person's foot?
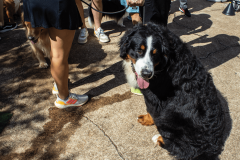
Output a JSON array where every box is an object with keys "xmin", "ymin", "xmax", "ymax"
[
  {"xmin": 54, "ymin": 93, "xmax": 89, "ymax": 109},
  {"xmin": 78, "ymin": 28, "xmax": 89, "ymax": 44},
  {"xmin": 94, "ymin": 27, "xmax": 110, "ymax": 43},
  {"xmin": 131, "ymin": 87, "xmax": 143, "ymax": 95},
  {"xmin": 0, "ymin": 23, "xmax": 18, "ymax": 33},
  {"xmin": 179, "ymin": 7, "xmax": 191, "ymax": 17}
]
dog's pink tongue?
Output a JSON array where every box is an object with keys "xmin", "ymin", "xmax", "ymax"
[
  {"xmin": 135, "ymin": 72, "xmax": 149, "ymax": 89},
  {"xmin": 31, "ymin": 40, "xmax": 34, "ymax": 44}
]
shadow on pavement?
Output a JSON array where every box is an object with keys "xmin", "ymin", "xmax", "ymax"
[
  {"xmin": 70, "ymin": 61, "xmax": 126, "ymax": 98},
  {"xmin": 168, "ymin": 13, "xmax": 240, "ymax": 71}
]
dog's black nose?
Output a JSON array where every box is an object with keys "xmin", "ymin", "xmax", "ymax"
[
  {"xmin": 141, "ymin": 69, "xmax": 152, "ymax": 79},
  {"xmin": 28, "ymin": 36, "xmax": 34, "ymax": 40}
]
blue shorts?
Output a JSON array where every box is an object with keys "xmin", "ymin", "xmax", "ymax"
[{"xmin": 23, "ymin": 0, "xmax": 82, "ymax": 30}]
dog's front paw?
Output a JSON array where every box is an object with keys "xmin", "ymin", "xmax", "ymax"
[
  {"xmin": 39, "ymin": 62, "xmax": 48, "ymax": 68},
  {"xmin": 138, "ymin": 113, "xmax": 154, "ymax": 126},
  {"xmin": 152, "ymin": 134, "xmax": 164, "ymax": 147}
]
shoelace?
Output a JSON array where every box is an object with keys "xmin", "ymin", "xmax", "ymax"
[
  {"xmin": 80, "ymin": 29, "xmax": 87, "ymax": 36},
  {"xmin": 96, "ymin": 28, "xmax": 105, "ymax": 36},
  {"xmin": 69, "ymin": 93, "xmax": 78, "ymax": 99}
]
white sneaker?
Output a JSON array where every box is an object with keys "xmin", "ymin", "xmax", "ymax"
[
  {"xmin": 94, "ymin": 27, "xmax": 110, "ymax": 43},
  {"xmin": 78, "ymin": 28, "xmax": 89, "ymax": 44}
]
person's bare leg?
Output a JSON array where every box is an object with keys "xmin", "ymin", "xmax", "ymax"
[
  {"xmin": 91, "ymin": 0, "xmax": 102, "ymax": 30},
  {"xmin": 130, "ymin": 13, "xmax": 142, "ymax": 25},
  {"xmin": 49, "ymin": 28, "xmax": 75, "ymax": 100},
  {"xmin": 75, "ymin": 0, "xmax": 87, "ymax": 29},
  {"xmin": 0, "ymin": 0, "xmax": 4, "ymax": 27}
]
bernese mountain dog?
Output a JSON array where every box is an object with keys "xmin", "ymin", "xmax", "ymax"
[{"xmin": 119, "ymin": 22, "xmax": 228, "ymax": 160}]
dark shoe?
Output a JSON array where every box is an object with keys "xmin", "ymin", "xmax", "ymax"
[
  {"xmin": 179, "ymin": 7, "xmax": 191, "ymax": 17},
  {"xmin": 0, "ymin": 23, "xmax": 17, "ymax": 33}
]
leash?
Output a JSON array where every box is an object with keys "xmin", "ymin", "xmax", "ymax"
[{"xmin": 80, "ymin": 0, "xmax": 129, "ymax": 14}]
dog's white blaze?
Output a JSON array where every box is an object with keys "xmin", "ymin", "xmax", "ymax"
[{"xmin": 135, "ymin": 36, "xmax": 154, "ymax": 77}]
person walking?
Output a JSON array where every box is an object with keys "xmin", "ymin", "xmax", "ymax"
[
  {"xmin": 91, "ymin": 0, "xmax": 110, "ymax": 43},
  {"xmin": 23, "ymin": 0, "xmax": 89, "ymax": 108}
]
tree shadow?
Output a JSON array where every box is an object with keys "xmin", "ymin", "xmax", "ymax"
[
  {"xmin": 168, "ymin": 14, "xmax": 213, "ymax": 35},
  {"xmin": 188, "ymin": 34, "xmax": 240, "ymax": 70},
  {"xmin": 170, "ymin": 0, "xmax": 218, "ymax": 15},
  {"xmin": 70, "ymin": 28, "xmax": 108, "ymax": 68},
  {"xmin": 168, "ymin": 13, "xmax": 240, "ymax": 70},
  {"xmin": 69, "ymin": 60, "xmax": 126, "ymax": 98}
]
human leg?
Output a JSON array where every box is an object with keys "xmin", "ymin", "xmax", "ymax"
[
  {"xmin": 179, "ymin": 0, "xmax": 191, "ymax": 17},
  {"xmin": 0, "ymin": 0, "xmax": 4, "ymax": 26},
  {"xmin": 179, "ymin": 0, "xmax": 188, "ymax": 10},
  {"xmin": 75, "ymin": 0, "xmax": 89, "ymax": 44},
  {"xmin": 91, "ymin": 0, "xmax": 109, "ymax": 42},
  {"xmin": 49, "ymin": 27, "xmax": 88, "ymax": 108},
  {"xmin": 91, "ymin": 0, "xmax": 102, "ymax": 30},
  {"xmin": 76, "ymin": 0, "xmax": 86, "ymax": 29},
  {"xmin": 139, "ymin": 0, "xmax": 170, "ymax": 26},
  {"xmin": 49, "ymin": 28, "xmax": 74, "ymax": 99}
]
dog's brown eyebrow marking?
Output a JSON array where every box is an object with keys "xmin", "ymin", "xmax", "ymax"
[
  {"xmin": 141, "ymin": 45, "xmax": 145, "ymax": 50},
  {"xmin": 127, "ymin": 54, "xmax": 136, "ymax": 64},
  {"xmin": 153, "ymin": 49, "xmax": 157, "ymax": 54}
]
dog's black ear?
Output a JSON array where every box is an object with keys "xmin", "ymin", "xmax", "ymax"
[{"xmin": 119, "ymin": 27, "xmax": 138, "ymax": 59}]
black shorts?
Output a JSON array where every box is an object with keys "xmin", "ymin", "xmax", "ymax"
[
  {"xmin": 23, "ymin": 0, "xmax": 82, "ymax": 30},
  {"xmin": 140, "ymin": 0, "xmax": 171, "ymax": 26}
]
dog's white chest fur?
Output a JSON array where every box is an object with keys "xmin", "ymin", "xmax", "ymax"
[{"xmin": 123, "ymin": 60, "xmax": 138, "ymax": 88}]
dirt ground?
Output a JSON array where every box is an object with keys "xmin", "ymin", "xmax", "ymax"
[{"xmin": 0, "ymin": 0, "xmax": 240, "ymax": 160}]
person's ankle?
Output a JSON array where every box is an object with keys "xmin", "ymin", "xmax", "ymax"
[
  {"xmin": 81, "ymin": 25, "xmax": 87, "ymax": 29},
  {"xmin": 58, "ymin": 93, "xmax": 69, "ymax": 100},
  {"xmin": 94, "ymin": 26, "xmax": 101, "ymax": 31}
]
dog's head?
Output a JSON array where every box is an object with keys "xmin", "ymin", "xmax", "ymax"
[
  {"xmin": 22, "ymin": 13, "xmax": 46, "ymax": 44},
  {"xmin": 119, "ymin": 22, "xmax": 176, "ymax": 89}
]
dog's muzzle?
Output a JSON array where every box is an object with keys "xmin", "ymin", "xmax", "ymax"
[
  {"xmin": 141, "ymin": 69, "xmax": 153, "ymax": 79},
  {"xmin": 28, "ymin": 36, "xmax": 38, "ymax": 44},
  {"xmin": 131, "ymin": 61, "xmax": 151, "ymax": 89}
]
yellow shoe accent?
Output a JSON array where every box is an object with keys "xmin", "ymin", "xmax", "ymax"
[
  {"xmin": 52, "ymin": 86, "xmax": 59, "ymax": 94},
  {"xmin": 55, "ymin": 101, "xmax": 65, "ymax": 105}
]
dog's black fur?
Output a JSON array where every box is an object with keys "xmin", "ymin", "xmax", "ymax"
[
  {"xmin": 119, "ymin": 22, "xmax": 227, "ymax": 160},
  {"xmin": 88, "ymin": 0, "xmax": 128, "ymax": 27}
]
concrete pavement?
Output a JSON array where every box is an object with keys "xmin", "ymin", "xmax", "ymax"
[{"xmin": 0, "ymin": 0, "xmax": 240, "ymax": 159}]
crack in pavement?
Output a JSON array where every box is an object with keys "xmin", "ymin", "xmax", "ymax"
[{"xmin": 83, "ymin": 115, "xmax": 125, "ymax": 160}]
